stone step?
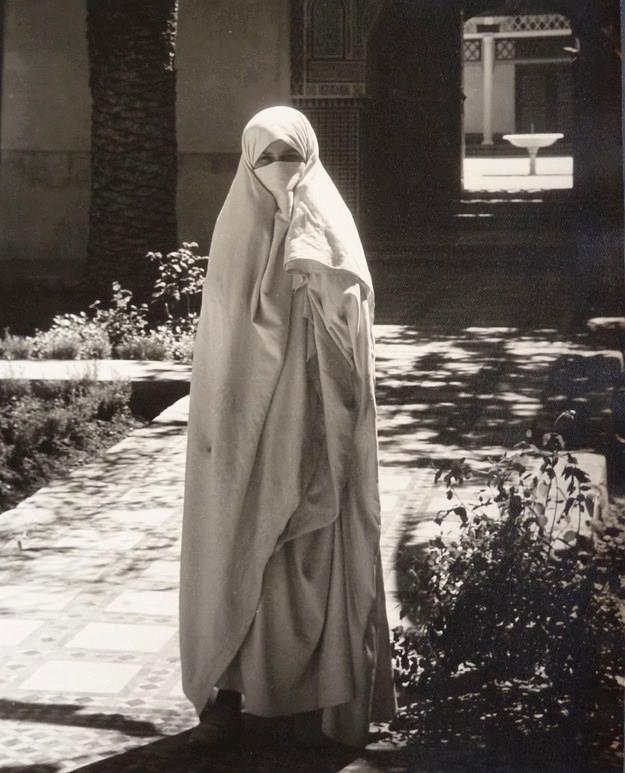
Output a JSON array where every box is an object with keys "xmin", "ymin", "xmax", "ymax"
[
  {"xmin": 368, "ymin": 231, "xmax": 574, "ymax": 257},
  {"xmin": 453, "ymin": 207, "xmax": 575, "ymax": 226}
]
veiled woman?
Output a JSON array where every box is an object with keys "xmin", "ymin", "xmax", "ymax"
[{"xmin": 179, "ymin": 106, "xmax": 395, "ymax": 749}]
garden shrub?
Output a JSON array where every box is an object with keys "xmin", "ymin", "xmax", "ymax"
[
  {"xmin": 166, "ymin": 322, "xmax": 196, "ymax": 362},
  {"xmin": 0, "ymin": 378, "xmax": 137, "ymax": 512},
  {"xmin": 112, "ymin": 319, "xmax": 196, "ymax": 362},
  {"xmin": 0, "ymin": 330, "xmax": 34, "ymax": 360},
  {"xmin": 31, "ymin": 313, "xmax": 112, "ymax": 359},
  {"xmin": 89, "ymin": 281, "xmax": 149, "ymax": 346},
  {"xmin": 0, "ymin": 243, "xmax": 207, "ymax": 362},
  {"xmin": 393, "ymin": 421, "xmax": 625, "ymax": 767},
  {"xmin": 0, "ymin": 379, "xmax": 33, "ymax": 401},
  {"xmin": 115, "ymin": 335, "xmax": 169, "ymax": 361}
]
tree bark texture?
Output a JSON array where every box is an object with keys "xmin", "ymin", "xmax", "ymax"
[{"xmin": 85, "ymin": 0, "xmax": 179, "ymax": 304}]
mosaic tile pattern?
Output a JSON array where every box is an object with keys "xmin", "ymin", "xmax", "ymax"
[{"xmin": 0, "ymin": 418, "xmax": 194, "ymax": 770}]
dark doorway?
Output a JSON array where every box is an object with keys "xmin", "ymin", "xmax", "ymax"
[{"xmin": 362, "ymin": 2, "xmax": 463, "ymax": 240}]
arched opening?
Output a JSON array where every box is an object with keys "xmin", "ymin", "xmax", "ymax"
[
  {"xmin": 462, "ymin": 9, "xmax": 576, "ymax": 192},
  {"xmin": 340, "ymin": 0, "xmax": 621, "ymax": 304}
]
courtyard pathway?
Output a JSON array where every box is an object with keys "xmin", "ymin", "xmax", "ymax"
[{"xmin": 0, "ymin": 257, "xmax": 620, "ymax": 771}]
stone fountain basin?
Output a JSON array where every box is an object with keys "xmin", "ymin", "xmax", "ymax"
[{"xmin": 503, "ymin": 133, "xmax": 564, "ymax": 150}]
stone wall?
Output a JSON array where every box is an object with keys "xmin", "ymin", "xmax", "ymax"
[
  {"xmin": 0, "ymin": 0, "xmax": 290, "ymax": 285},
  {"xmin": 176, "ymin": 0, "xmax": 290, "ymax": 252},
  {"xmin": 0, "ymin": 0, "xmax": 91, "ymax": 284}
]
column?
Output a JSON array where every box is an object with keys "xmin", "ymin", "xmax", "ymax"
[{"xmin": 481, "ymin": 34, "xmax": 495, "ymax": 145}]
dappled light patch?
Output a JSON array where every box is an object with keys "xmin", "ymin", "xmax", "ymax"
[{"xmin": 375, "ymin": 320, "xmax": 618, "ymax": 467}]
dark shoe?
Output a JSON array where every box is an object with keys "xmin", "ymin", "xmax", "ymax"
[
  {"xmin": 291, "ymin": 709, "xmax": 329, "ymax": 748},
  {"xmin": 188, "ymin": 700, "xmax": 242, "ymax": 748}
]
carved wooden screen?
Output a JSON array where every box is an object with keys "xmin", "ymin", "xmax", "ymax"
[{"xmin": 290, "ymin": 0, "xmax": 386, "ymax": 219}]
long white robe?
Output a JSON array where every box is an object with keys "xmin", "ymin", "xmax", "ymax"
[{"xmin": 179, "ymin": 106, "xmax": 396, "ymax": 748}]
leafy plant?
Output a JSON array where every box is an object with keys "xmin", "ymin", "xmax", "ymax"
[
  {"xmin": 393, "ymin": 416, "xmax": 625, "ymax": 766},
  {"xmin": 113, "ymin": 317, "xmax": 196, "ymax": 362},
  {"xmin": 0, "ymin": 329, "xmax": 34, "ymax": 360},
  {"xmin": 147, "ymin": 241, "xmax": 207, "ymax": 320},
  {"xmin": 114, "ymin": 334, "xmax": 169, "ymax": 361},
  {"xmin": 0, "ymin": 243, "xmax": 206, "ymax": 362},
  {"xmin": 89, "ymin": 281, "xmax": 149, "ymax": 346},
  {"xmin": 31, "ymin": 313, "xmax": 112, "ymax": 359}
]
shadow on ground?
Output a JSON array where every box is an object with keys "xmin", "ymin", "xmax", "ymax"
[
  {"xmin": 68, "ymin": 716, "xmax": 406, "ymax": 773},
  {"xmin": 2, "ymin": 257, "xmax": 621, "ymax": 772},
  {"xmin": 0, "ymin": 699, "xmax": 162, "ymax": 738},
  {"xmin": 375, "ymin": 323, "xmax": 621, "ymax": 467}
]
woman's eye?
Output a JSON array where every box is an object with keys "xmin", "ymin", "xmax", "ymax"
[
  {"xmin": 254, "ymin": 153, "xmax": 275, "ymax": 167},
  {"xmin": 255, "ymin": 149, "xmax": 302, "ymax": 168}
]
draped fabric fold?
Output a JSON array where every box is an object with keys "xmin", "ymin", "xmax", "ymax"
[{"xmin": 179, "ymin": 107, "xmax": 395, "ymax": 748}]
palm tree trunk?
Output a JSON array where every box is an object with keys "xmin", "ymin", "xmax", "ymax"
[{"xmin": 85, "ymin": 0, "xmax": 179, "ymax": 304}]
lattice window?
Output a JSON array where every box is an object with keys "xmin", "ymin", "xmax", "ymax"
[
  {"xmin": 505, "ymin": 14, "xmax": 570, "ymax": 32},
  {"xmin": 290, "ymin": 0, "xmax": 305, "ymax": 96},
  {"xmin": 311, "ymin": 0, "xmax": 346, "ymax": 59},
  {"xmin": 463, "ymin": 39, "xmax": 481, "ymax": 62},
  {"xmin": 464, "ymin": 14, "xmax": 571, "ymax": 34},
  {"xmin": 496, "ymin": 39, "xmax": 515, "ymax": 60},
  {"xmin": 298, "ymin": 104, "xmax": 360, "ymax": 214}
]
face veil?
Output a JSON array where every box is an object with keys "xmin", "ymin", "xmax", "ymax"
[{"xmin": 254, "ymin": 160, "xmax": 304, "ymax": 217}]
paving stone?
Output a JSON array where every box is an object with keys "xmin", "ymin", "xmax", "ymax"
[
  {"xmin": 101, "ymin": 508, "xmax": 174, "ymax": 526},
  {"xmin": 141, "ymin": 561, "xmax": 180, "ymax": 582},
  {"xmin": 105, "ymin": 591, "xmax": 179, "ymax": 617},
  {"xmin": 18, "ymin": 660, "xmax": 143, "ymax": 694},
  {"xmin": 0, "ymin": 619, "xmax": 46, "ymax": 647},
  {"xmin": 0, "ymin": 586, "xmax": 79, "ymax": 612},
  {"xmin": 65, "ymin": 623, "xmax": 177, "ymax": 654}
]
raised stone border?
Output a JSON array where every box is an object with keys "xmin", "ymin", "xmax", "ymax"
[{"xmin": 0, "ymin": 360, "xmax": 192, "ymax": 420}]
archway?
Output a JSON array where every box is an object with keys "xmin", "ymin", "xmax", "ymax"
[{"xmin": 292, "ymin": 0, "xmax": 621, "ymax": 306}]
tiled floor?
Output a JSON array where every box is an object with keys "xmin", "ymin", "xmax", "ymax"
[
  {"xmin": 0, "ymin": 409, "xmax": 416, "ymax": 770},
  {"xmin": 0, "ymin": 258, "xmax": 620, "ymax": 771}
]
